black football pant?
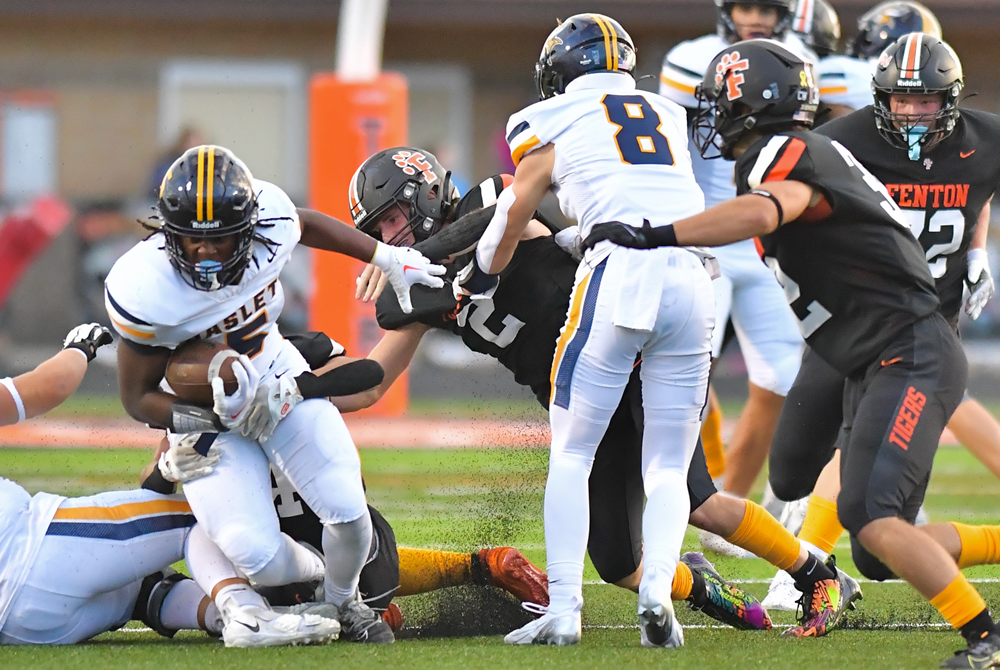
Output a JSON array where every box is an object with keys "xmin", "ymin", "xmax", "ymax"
[
  {"xmin": 838, "ymin": 314, "xmax": 966, "ymax": 580},
  {"xmin": 768, "ymin": 346, "xmax": 846, "ymax": 502},
  {"xmin": 587, "ymin": 367, "xmax": 717, "ymax": 584}
]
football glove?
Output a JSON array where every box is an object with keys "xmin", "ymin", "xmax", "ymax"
[
  {"xmin": 966, "ymin": 248, "xmax": 994, "ymax": 321},
  {"xmin": 454, "ymin": 258, "xmax": 499, "ymax": 301},
  {"xmin": 63, "ymin": 323, "xmax": 113, "ymax": 362},
  {"xmin": 244, "ymin": 375, "xmax": 304, "ymax": 443},
  {"xmin": 211, "ymin": 354, "xmax": 261, "ymax": 436},
  {"xmin": 553, "ymin": 226, "xmax": 583, "ymax": 261},
  {"xmin": 371, "ymin": 242, "xmax": 446, "ymax": 314},
  {"xmin": 582, "ymin": 219, "xmax": 669, "ymax": 252},
  {"xmin": 158, "ymin": 433, "xmax": 221, "ymax": 483}
]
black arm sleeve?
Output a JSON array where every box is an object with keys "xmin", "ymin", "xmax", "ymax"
[
  {"xmin": 412, "ymin": 205, "xmax": 496, "ymax": 262},
  {"xmin": 295, "ymin": 359, "xmax": 384, "ymax": 398},
  {"xmin": 376, "ymin": 282, "xmax": 459, "ymax": 330},
  {"xmin": 286, "ymin": 332, "xmax": 339, "ymax": 370},
  {"xmin": 141, "ymin": 467, "xmax": 177, "ymax": 495}
]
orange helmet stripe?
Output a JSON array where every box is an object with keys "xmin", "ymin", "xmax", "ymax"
[
  {"xmin": 591, "ymin": 14, "xmax": 613, "ymax": 72},
  {"xmin": 206, "ymin": 147, "xmax": 215, "ymax": 221},
  {"xmin": 196, "ymin": 146, "xmax": 205, "ymax": 221}
]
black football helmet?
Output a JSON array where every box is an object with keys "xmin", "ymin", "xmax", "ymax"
[
  {"xmin": 845, "ymin": 1, "xmax": 941, "ymax": 60},
  {"xmin": 716, "ymin": 0, "xmax": 796, "ymax": 43},
  {"xmin": 872, "ymin": 33, "xmax": 963, "ymax": 159},
  {"xmin": 157, "ymin": 145, "xmax": 258, "ymax": 291},
  {"xmin": 535, "ymin": 14, "xmax": 637, "ymax": 100},
  {"xmin": 693, "ymin": 39, "xmax": 820, "ymax": 160},
  {"xmin": 349, "ymin": 147, "xmax": 459, "ymax": 246},
  {"xmin": 794, "ymin": 0, "xmax": 841, "ymax": 58}
]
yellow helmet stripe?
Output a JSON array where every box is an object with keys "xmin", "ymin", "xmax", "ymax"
[
  {"xmin": 592, "ymin": 14, "xmax": 612, "ymax": 72},
  {"xmin": 206, "ymin": 147, "xmax": 215, "ymax": 221},
  {"xmin": 196, "ymin": 146, "xmax": 205, "ymax": 221},
  {"xmin": 605, "ymin": 17, "xmax": 619, "ymax": 71}
]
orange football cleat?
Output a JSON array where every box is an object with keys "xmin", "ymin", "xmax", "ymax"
[
  {"xmin": 381, "ymin": 602, "xmax": 404, "ymax": 632},
  {"xmin": 476, "ymin": 547, "xmax": 549, "ymax": 607}
]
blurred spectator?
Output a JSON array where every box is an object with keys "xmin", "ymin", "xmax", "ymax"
[
  {"xmin": 75, "ymin": 201, "xmax": 144, "ymax": 324},
  {"xmin": 146, "ymin": 126, "xmax": 208, "ymax": 198}
]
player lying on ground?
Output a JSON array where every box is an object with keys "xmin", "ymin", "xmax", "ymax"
[
  {"xmin": 106, "ymin": 146, "xmax": 445, "ymax": 644},
  {"xmin": 0, "ymin": 325, "xmax": 338, "ymax": 647},
  {"xmin": 341, "ymin": 141, "xmax": 857, "ymax": 637},
  {"xmin": 762, "ymin": 33, "xmax": 1000, "ymax": 614},
  {"xmin": 583, "ymin": 38, "xmax": 1000, "ymax": 669},
  {"xmin": 138, "ymin": 332, "xmax": 548, "ymax": 633}
]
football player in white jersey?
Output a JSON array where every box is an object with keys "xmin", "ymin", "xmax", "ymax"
[
  {"xmin": 659, "ymin": 0, "xmax": 813, "ymax": 528},
  {"xmin": 457, "ymin": 15, "xmax": 716, "ymax": 647},
  {"xmin": 0, "ymin": 325, "xmax": 338, "ymax": 647},
  {"xmin": 105, "ymin": 146, "xmax": 444, "ymax": 644}
]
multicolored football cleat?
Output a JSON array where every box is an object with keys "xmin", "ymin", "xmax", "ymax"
[
  {"xmin": 941, "ymin": 631, "xmax": 1000, "ymax": 669},
  {"xmin": 475, "ymin": 547, "xmax": 549, "ymax": 607},
  {"xmin": 681, "ymin": 551, "xmax": 772, "ymax": 631},
  {"xmin": 783, "ymin": 555, "xmax": 863, "ymax": 638}
]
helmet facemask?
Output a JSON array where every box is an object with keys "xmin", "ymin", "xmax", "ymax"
[
  {"xmin": 162, "ymin": 205, "xmax": 258, "ymax": 291},
  {"xmin": 357, "ymin": 173, "xmax": 453, "ymax": 247},
  {"xmin": 873, "ymin": 87, "xmax": 961, "ymax": 160}
]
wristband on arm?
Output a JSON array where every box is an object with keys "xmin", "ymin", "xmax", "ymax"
[{"xmin": 169, "ymin": 402, "xmax": 226, "ymax": 434}]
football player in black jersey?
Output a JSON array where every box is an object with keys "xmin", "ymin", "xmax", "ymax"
[
  {"xmin": 583, "ymin": 38, "xmax": 1000, "ymax": 667},
  {"xmin": 342, "ymin": 146, "xmax": 874, "ymax": 634},
  {"xmin": 762, "ymin": 34, "xmax": 1000, "ymax": 614}
]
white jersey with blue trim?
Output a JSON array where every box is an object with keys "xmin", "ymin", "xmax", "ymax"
[
  {"xmin": 104, "ymin": 179, "xmax": 309, "ymax": 381},
  {"xmin": 506, "ymin": 72, "xmax": 705, "ymax": 261},
  {"xmin": 0, "ymin": 478, "xmax": 63, "ymax": 632},
  {"xmin": 659, "ymin": 34, "xmax": 816, "ymax": 210},
  {"xmin": 818, "ymin": 55, "xmax": 875, "ymax": 110}
]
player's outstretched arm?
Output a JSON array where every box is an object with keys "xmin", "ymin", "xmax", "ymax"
[
  {"xmin": 583, "ymin": 180, "xmax": 818, "ymax": 251},
  {"xmin": 0, "ymin": 323, "xmax": 113, "ymax": 426},
  {"xmin": 460, "ymin": 145, "xmax": 554, "ymax": 296}
]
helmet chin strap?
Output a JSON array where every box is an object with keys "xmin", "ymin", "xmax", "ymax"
[{"xmin": 906, "ymin": 124, "xmax": 928, "ymax": 161}]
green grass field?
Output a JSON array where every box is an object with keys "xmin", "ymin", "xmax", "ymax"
[{"xmin": 2, "ymin": 440, "xmax": 1000, "ymax": 669}]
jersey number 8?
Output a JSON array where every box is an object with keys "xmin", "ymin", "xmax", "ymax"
[{"xmin": 601, "ymin": 95, "xmax": 675, "ymax": 166}]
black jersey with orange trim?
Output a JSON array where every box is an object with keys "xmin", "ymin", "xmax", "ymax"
[
  {"xmin": 817, "ymin": 107, "xmax": 1000, "ymax": 326},
  {"xmin": 735, "ymin": 130, "xmax": 939, "ymax": 376},
  {"xmin": 376, "ymin": 175, "xmax": 578, "ymax": 402}
]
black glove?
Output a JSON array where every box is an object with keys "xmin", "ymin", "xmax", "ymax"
[
  {"xmin": 582, "ymin": 219, "xmax": 676, "ymax": 252},
  {"xmin": 63, "ymin": 323, "xmax": 113, "ymax": 362}
]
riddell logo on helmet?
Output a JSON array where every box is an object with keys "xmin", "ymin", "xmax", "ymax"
[
  {"xmin": 392, "ymin": 151, "xmax": 438, "ymax": 185},
  {"xmin": 716, "ymin": 51, "xmax": 750, "ymax": 101},
  {"xmin": 191, "ymin": 220, "xmax": 222, "ymax": 229},
  {"xmin": 895, "ymin": 78, "xmax": 923, "ymax": 87}
]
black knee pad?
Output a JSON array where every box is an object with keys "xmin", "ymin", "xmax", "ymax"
[
  {"xmin": 133, "ymin": 569, "xmax": 190, "ymax": 638},
  {"xmin": 850, "ymin": 536, "xmax": 895, "ymax": 581},
  {"xmin": 768, "ymin": 471, "xmax": 814, "ymax": 503}
]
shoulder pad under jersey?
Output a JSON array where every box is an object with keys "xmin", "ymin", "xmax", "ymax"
[
  {"xmin": 659, "ymin": 34, "xmax": 728, "ymax": 108},
  {"xmin": 818, "ymin": 56, "xmax": 874, "ymax": 110}
]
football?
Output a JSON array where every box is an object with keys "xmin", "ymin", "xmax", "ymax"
[{"xmin": 165, "ymin": 339, "xmax": 239, "ymax": 406}]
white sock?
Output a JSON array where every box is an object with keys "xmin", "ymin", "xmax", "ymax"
[
  {"xmin": 322, "ymin": 513, "xmax": 372, "ymax": 607},
  {"xmin": 159, "ymin": 579, "xmax": 222, "ymax": 634},
  {"xmin": 799, "ymin": 540, "xmax": 829, "ymax": 562},
  {"xmin": 640, "ymin": 468, "xmax": 689, "ymax": 584},
  {"xmin": 543, "ymin": 450, "xmax": 592, "ymax": 614},
  {"xmin": 251, "ymin": 533, "xmax": 325, "ymax": 586}
]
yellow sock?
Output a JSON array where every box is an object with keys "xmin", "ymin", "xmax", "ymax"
[
  {"xmin": 725, "ymin": 500, "xmax": 801, "ymax": 571},
  {"xmin": 396, "ymin": 547, "xmax": 471, "ymax": 596},
  {"xmin": 701, "ymin": 405, "xmax": 726, "ymax": 480},
  {"xmin": 671, "ymin": 561, "xmax": 694, "ymax": 601},
  {"xmin": 798, "ymin": 495, "xmax": 845, "ymax": 555},
  {"xmin": 952, "ymin": 523, "xmax": 1000, "ymax": 569},
  {"xmin": 930, "ymin": 573, "xmax": 988, "ymax": 629}
]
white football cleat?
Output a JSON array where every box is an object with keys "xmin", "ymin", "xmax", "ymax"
[
  {"xmin": 637, "ymin": 567, "xmax": 684, "ymax": 648},
  {"xmin": 699, "ymin": 529, "xmax": 757, "ymax": 559},
  {"xmin": 221, "ymin": 605, "xmax": 340, "ymax": 648},
  {"xmin": 504, "ymin": 607, "xmax": 581, "ymax": 646},
  {"xmin": 761, "ymin": 569, "xmax": 800, "ymax": 612},
  {"xmin": 778, "ymin": 496, "xmax": 810, "ymax": 536}
]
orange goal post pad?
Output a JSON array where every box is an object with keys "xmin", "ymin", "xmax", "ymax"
[{"xmin": 308, "ymin": 73, "xmax": 409, "ymax": 416}]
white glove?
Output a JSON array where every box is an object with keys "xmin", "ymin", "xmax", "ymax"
[
  {"xmin": 966, "ymin": 248, "xmax": 994, "ymax": 321},
  {"xmin": 244, "ymin": 375, "xmax": 305, "ymax": 443},
  {"xmin": 371, "ymin": 242, "xmax": 446, "ymax": 314},
  {"xmin": 158, "ymin": 433, "xmax": 221, "ymax": 483},
  {"xmin": 211, "ymin": 354, "xmax": 261, "ymax": 435},
  {"xmin": 63, "ymin": 323, "xmax": 113, "ymax": 361},
  {"xmin": 553, "ymin": 226, "xmax": 583, "ymax": 262},
  {"xmin": 453, "ymin": 258, "xmax": 499, "ymax": 301}
]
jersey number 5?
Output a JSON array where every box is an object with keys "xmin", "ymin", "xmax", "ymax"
[{"xmin": 601, "ymin": 95, "xmax": 675, "ymax": 166}]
